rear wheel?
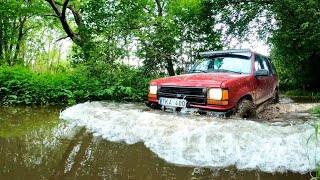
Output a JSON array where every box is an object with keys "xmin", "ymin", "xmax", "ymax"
[
  {"xmin": 235, "ymin": 99, "xmax": 257, "ymax": 119},
  {"xmin": 272, "ymin": 89, "xmax": 279, "ymax": 104}
]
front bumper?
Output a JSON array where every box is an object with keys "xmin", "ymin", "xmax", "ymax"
[{"xmin": 145, "ymin": 100, "xmax": 235, "ymax": 117}]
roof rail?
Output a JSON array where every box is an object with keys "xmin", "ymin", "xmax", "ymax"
[{"xmin": 198, "ymin": 49, "xmax": 251, "ymax": 57}]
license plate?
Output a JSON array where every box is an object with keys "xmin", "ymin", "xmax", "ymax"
[{"xmin": 159, "ymin": 98, "xmax": 187, "ymax": 108}]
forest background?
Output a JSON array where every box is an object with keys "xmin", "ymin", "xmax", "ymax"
[{"xmin": 0, "ymin": 0, "xmax": 320, "ymax": 106}]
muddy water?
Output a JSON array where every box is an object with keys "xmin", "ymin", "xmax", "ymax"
[{"xmin": 0, "ymin": 99, "xmax": 319, "ymax": 179}]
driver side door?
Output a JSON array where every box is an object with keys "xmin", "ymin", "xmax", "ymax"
[{"xmin": 254, "ymin": 54, "xmax": 273, "ymax": 104}]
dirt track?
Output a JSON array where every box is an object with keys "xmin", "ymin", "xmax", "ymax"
[{"xmin": 256, "ymin": 95, "xmax": 318, "ymax": 121}]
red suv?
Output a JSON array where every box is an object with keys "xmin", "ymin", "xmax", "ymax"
[{"xmin": 146, "ymin": 49, "xmax": 279, "ymax": 118}]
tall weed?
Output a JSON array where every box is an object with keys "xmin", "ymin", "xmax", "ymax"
[{"xmin": 308, "ymin": 117, "xmax": 320, "ymax": 180}]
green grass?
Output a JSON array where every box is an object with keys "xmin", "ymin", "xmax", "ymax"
[
  {"xmin": 283, "ymin": 89, "xmax": 320, "ymax": 102},
  {"xmin": 285, "ymin": 89, "xmax": 320, "ymax": 97},
  {"xmin": 310, "ymin": 105, "xmax": 320, "ymax": 114}
]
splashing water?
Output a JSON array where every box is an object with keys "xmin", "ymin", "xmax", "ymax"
[{"xmin": 60, "ymin": 101, "xmax": 320, "ymax": 173}]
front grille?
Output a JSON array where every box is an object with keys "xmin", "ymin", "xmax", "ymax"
[
  {"xmin": 158, "ymin": 86, "xmax": 206, "ymax": 105},
  {"xmin": 159, "ymin": 86, "xmax": 204, "ymax": 96}
]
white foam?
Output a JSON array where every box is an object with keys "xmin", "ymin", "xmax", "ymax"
[{"xmin": 60, "ymin": 101, "xmax": 320, "ymax": 173}]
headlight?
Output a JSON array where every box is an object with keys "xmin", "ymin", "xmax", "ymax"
[
  {"xmin": 149, "ymin": 85, "xmax": 158, "ymax": 94},
  {"xmin": 208, "ymin": 88, "xmax": 223, "ymax": 100},
  {"xmin": 207, "ymin": 88, "xmax": 229, "ymax": 105}
]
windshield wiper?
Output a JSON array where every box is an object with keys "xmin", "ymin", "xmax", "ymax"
[
  {"xmin": 190, "ymin": 69, "xmax": 207, "ymax": 73},
  {"xmin": 215, "ymin": 69, "xmax": 242, "ymax": 74}
]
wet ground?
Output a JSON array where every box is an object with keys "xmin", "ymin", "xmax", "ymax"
[
  {"xmin": 256, "ymin": 95, "xmax": 317, "ymax": 121},
  {"xmin": 0, "ymin": 96, "xmax": 319, "ymax": 179}
]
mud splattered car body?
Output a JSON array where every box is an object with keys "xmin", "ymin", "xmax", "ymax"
[{"xmin": 146, "ymin": 49, "xmax": 279, "ymax": 117}]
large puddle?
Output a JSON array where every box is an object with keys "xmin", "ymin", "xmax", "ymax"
[
  {"xmin": 0, "ymin": 97, "xmax": 319, "ymax": 179},
  {"xmin": 60, "ymin": 99, "xmax": 320, "ymax": 174}
]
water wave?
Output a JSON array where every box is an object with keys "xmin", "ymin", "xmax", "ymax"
[{"xmin": 60, "ymin": 101, "xmax": 319, "ymax": 173}]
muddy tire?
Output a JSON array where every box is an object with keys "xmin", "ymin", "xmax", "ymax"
[
  {"xmin": 235, "ymin": 99, "xmax": 257, "ymax": 119},
  {"xmin": 272, "ymin": 89, "xmax": 279, "ymax": 104}
]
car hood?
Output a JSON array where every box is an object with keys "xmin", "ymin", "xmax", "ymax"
[{"xmin": 150, "ymin": 73, "xmax": 248, "ymax": 87}]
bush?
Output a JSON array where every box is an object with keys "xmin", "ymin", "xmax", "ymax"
[{"xmin": 0, "ymin": 64, "xmax": 151, "ymax": 106}]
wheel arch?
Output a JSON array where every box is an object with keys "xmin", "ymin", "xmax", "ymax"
[
  {"xmin": 237, "ymin": 94, "xmax": 253, "ymax": 104},
  {"xmin": 232, "ymin": 94, "xmax": 254, "ymax": 112},
  {"xmin": 234, "ymin": 94, "xmax": 257, "ymax": 118}
]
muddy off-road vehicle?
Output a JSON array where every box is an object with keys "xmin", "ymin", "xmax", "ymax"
[{"xmin": 146, "ymin": 49, "xmax": 279, "ymax": 118}]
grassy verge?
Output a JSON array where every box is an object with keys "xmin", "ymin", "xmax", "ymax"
[
  {"xmin": 0, "ymin": 64, "xmax": 152, "ymax": 106},
  {"xmin": 281, "ymin": 89, "xmax": 320, "ymax": 102},
  {"xmin": 284, "ymin": 89, "xmax": 320, "ymax": 97},
  {"xmin": 310, "ymin": 105, "xmax": 320, "ymax": 114}
]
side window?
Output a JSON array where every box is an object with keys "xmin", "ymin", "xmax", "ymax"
[
  {"xmin": 255, "ymin": 54, "xmax": 271, "ymax": 75},
  {"xmin": 261, "ymin": 56, "xmax": 271, "ymax": 74},
  {"xmin": 268, "ymin": 58, "xmax": 278, "ymax": 75},
  {"xmin": 254, "ymin": 55, "xmax": 263, "ymax": 71}
]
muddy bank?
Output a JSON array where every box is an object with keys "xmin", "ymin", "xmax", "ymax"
[{"xmin": 256, "ymin": 95, "xmax": 318, "ymax": 121}]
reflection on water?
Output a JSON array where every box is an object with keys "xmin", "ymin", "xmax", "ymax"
[{"xmin": 0, "ymin": 105, "xmax": 315, "ymax": 179}]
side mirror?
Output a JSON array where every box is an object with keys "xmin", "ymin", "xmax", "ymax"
[{"xmin": 255, "ymin": 69, "xmax": 269, "ymax": 77}]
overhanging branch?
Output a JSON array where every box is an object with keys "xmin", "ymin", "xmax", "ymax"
[
  {"xmin": 55, "ymin": 36, "xmax": 69, "ymax": 43},
  {"xmin": 45, "ymin": 14, "xmax": 59, "ymax": 18},
  {"xmin": 61, "ymin": 0, "xmax": 70, "ymax": 20},
  {"xmin": 45, "ymin": 0, "xmax": 61, "ymax": 17},
  {"xmin": 45, "ymin": 0, "xmax": 75, "ymax": 40},
  {"xmin": 53, "ymin": 0, "xmax": 82, "ymax": 27}
]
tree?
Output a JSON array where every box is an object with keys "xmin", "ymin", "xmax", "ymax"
[
  {"xmin": 0, "ymin": 0, "xmax": 48, "ymax": 65},
  {"xmin": 44, "ymin": 0, "xmax": 87, "ymax": 48},
  {"xmin": 45, "ymin": 0, "xmax": 140, "ymax": 65},
  {"xmin": 45, "ymin": 0, "xmax": 222, "ymax": 76},
  {"xmin": 135, "ymin": 0, "xmax": 222, "ymax": 76},
  {"xmin": 210, "ymin": 0, "xmax": 320, "ymax": 89},
  {"xmin": 270, "ymin": 0, "xmax": 320, "ymax": 89}
]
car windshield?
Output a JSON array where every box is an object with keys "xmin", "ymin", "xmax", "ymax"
[{"xmin": 189, "ymin": 56, "xmax": 251, "ymax": 74}]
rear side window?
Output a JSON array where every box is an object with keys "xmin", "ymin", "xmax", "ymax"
[
  {"xmin": 268, "ymin": 58, "xmax": 278, "ymax": 75},
  {"xmin": 255, "ymin": 54, "xmax": 274, "ymax": 75},
  {"xmin": 254, "ymin": 55, "xmax": 267, "ymax": 71}
]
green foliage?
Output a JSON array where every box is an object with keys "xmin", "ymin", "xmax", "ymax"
[
  {"xmin": 310, "ymin": 106, "xmax": 320, "ymax": 115},
  {"xmin": 133, "ymin": 0, "xmax": 222, "ymax": 76},
  {"xmin": 211, "ymin": 0, "xmax": 320, "ymax": 90},
  {"xmin": 0, "ymin": 64, "xmax": 150, "ymax": 106},
  {"xmin": 283, "ymin": 90, "xmax": 320, "ymax": 103},
  {"xmin": 0, "ymin": 0, "xmax": 53, "ymax": 66},
  {"xmin": 70, "ymin": 0, "xmax": 222, "ymax": 75}
]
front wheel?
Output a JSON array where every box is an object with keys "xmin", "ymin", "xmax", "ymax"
[{"xmin": 235, "ymin": 99, "xmax": 257, "ymax": 119}]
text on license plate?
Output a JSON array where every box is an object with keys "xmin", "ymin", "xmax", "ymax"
[{"xmin": 159, "ymin": 98, "xmax": 187, "ymax": 107}]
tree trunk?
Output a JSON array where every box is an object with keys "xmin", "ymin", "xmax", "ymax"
[
  {"xmin": 166, "ymin": 59, "xmax": 175, "ymax": 76},
  {"xmin": 154, "ymin": 0, "xmax": 176, "ymax": 76},
  {"xmin": 3, "ymin": 38, "xmax": 8, "ymax": 64},
  {"xmin": 13, "ymin": 16, "xmax": 26, "ymax": 65},
  {"xmin": 7, "ymin": 20, "xmax": 18, "ymax": 65},
  {"xmin": 0, "ymin": 17, "xmax": 3, "ymax": 63}
]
